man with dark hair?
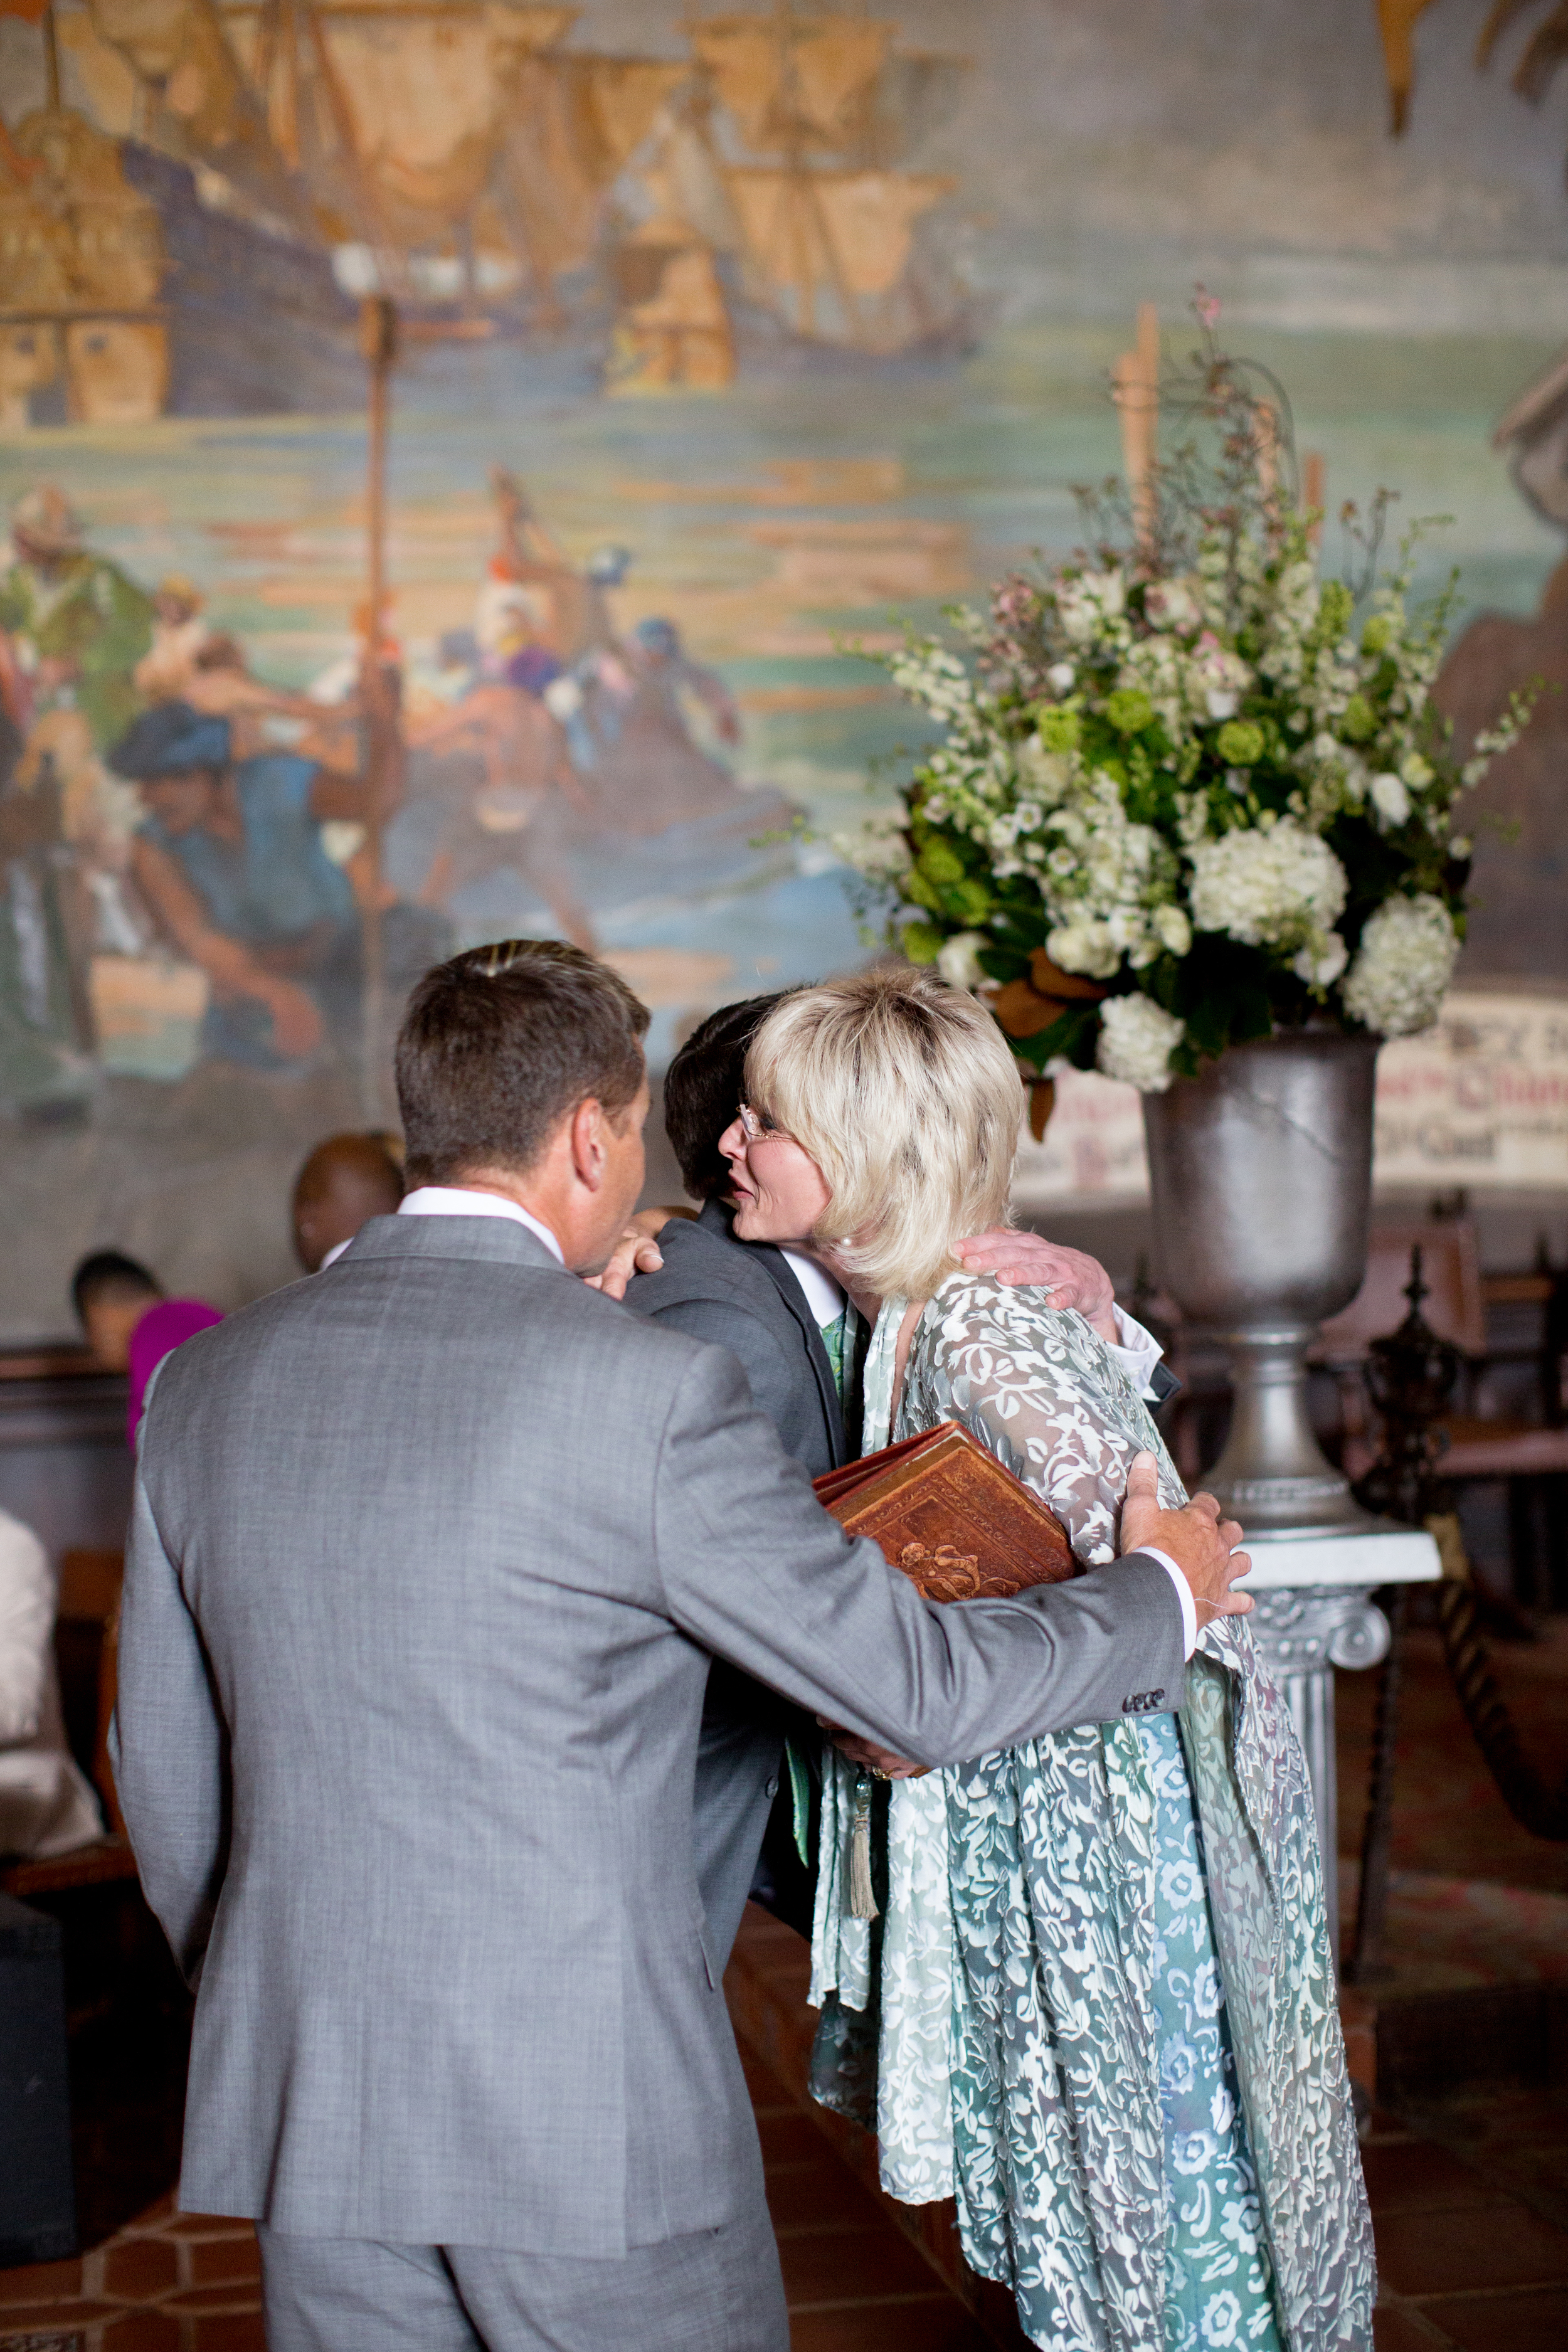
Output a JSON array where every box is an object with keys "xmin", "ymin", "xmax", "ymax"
[
  {"xmin": 627, "ymin": 993, "xmax": 1183, "ymax": 1957},
  {"xmin": 112, "ymin": 936, "xmax": 1251, "ymax": 2352},
  {"xmin": 291, "ymin": 1133, "xmax": 405, "ymax": 1273}
]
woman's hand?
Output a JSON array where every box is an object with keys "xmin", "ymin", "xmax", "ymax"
[{"xmin": 954, "ymin": 1230, "xmax": 1119, "ymax": 1343}]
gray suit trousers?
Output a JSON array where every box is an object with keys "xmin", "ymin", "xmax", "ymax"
[{"xmin": 257, "ymin": 2207, "xmax": 788, "ymax": 2352}]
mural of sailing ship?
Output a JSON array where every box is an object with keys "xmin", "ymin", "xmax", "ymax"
[{"xmin": 0, "ymin": 0, "xmax": 977, "ymax": 423}]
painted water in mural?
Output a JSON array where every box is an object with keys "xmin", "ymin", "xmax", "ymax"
[{"xmin": 3, "ymin": 0, "xmax": 1567, "ymax": 1335}]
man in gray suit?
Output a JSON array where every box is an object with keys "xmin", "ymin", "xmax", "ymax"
[{"xmin": 113, "ymin": 938, "xmax": 1253, "ymax": 2352}]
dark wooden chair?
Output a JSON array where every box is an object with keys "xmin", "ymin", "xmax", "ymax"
[
  {"xmin": 1315, "ymin": 1224, "xmax": 1568, "ymax": 1602},
  {"xmin": 1, "ymin": 1549, "xmax": 139, "ymax": 1900}
]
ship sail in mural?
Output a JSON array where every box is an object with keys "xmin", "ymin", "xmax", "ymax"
[
  {"xmin": 1, "ymin": 0, "xmax": 973, "ymax": 418},
  {"xmin": 608, "ymin": 7, "xmax": 973, "ymax": 389}
]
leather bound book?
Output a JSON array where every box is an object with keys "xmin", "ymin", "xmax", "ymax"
[{"xmin": 813, "ymin": 1419, "xmax": 1076, "ymax": 1602}]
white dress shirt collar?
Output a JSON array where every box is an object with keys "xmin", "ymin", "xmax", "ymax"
[
  {"xmin": 779, "ymin": 1247, "xmax": 846, "ymax": 1328},
  {"xmin": 398, "ymin": 1185, "xmax": 565, "ymax": 1266}
]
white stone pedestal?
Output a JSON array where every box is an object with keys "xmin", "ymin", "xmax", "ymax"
[{"xmin": 1234, "ymin": 1525, "xmax": 1441, "ymax": 1961}]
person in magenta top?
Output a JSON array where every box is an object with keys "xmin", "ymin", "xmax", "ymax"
[{"xmin": 72, "ymin": 1253, "xmax": 223, "ymax": 1444}]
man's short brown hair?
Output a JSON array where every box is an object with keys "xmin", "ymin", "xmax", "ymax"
[{"xmin": 396, "ymin": 940, "xmax": 650, "ymax": 1187}]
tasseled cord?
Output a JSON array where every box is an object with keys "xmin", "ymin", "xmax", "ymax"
[{"xmin": 847, "ymin": 1769, "xmax": 879, "ymax": 1920}]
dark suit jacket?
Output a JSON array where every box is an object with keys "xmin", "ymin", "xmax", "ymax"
[
  {"xmin": 623, "ymin": 1200, "xmax": 848, "ymax": 1959},
  {"xmin": 627, "ymin": 1200, "xmax": 849, "ymax": 1478}
]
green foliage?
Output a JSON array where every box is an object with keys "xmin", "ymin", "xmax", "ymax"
[
  {"xmin": 1103, "ymin": 687, "xmax": 1155, "ymax": 736},
  {"xmin": 1216, "ymin": 719, "xmax": 1264, "ymax": 766}
]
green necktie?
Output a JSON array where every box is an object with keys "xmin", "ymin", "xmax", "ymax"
[{"xmin": 820, "ymin": 1307, "xmax": 848, "ymax": 1399}]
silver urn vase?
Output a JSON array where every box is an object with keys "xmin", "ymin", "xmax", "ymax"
[{"xmin": 1143, "ymin": 1027, "xmax": 1379, "ymax": 1534}]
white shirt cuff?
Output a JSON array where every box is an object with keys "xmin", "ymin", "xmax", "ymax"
[
  {"xmin": 1137, "ymin": 1546, "xmax": 1197, "ymax": 1660},
  {"xmin": 1106, "ymin": 1305, "xmax": 1165, "ymax": 1402}
]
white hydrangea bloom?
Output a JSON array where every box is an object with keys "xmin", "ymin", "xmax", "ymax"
[
  {"xmin": 1096, "ymin": 993, "xmax": 1185, "ymax": 1092},
  {"xmin": 936, "ymin": 931, "xmax": 988, "ymax": 991},
  {"xmin": 1187, "ymin": 818, "xmax": 1348, "ymax": 950},
  {"xmin": 1342, "ymin": 894, "xmax": 1457, "ymax": 1037}
]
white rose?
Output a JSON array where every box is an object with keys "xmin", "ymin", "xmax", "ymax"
[
  {"xmin": 936, "ymin": 931, "xmax": 988, "ymax": 991},
  {"xmin": 1095, "ymin": 993, "xmax": 1185, "ymax": 1092},
  {"xmin": 1046, "ymin": 919, "xmax": 1121, "ymax": 979},
  {"xmin": 1205, "ymin": 687, "xmax": 1239, "ymax": 721},
  {"xmin": 1293, "ymin": 933, "xmax": 1348, "ymax": 987},
  {"xmin": 1369, "ymin": 771, "xmax": 1411, "ymax": 829},
  {"xmin": 1153, "ymin": 903, "xmax": 1192, "ymax": 957},
  {"xmin": 1046, "ymin": 660, "xmax": 1076, "ymax": 694},
  {"xmin": 1342, "ymin": 894, "xmax": 1458, "ymax": 1037}
]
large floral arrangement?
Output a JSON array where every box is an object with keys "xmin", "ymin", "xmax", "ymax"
[{"xmin": 844, "ymin": 314, "xmax": 1528, "ymax": 1099}]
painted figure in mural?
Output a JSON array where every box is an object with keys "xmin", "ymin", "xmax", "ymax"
[
  {"xmin": 134, "ymin": 577, "xmax": 214, "ymax": 705},
  {"xmin": 405, "ymin": 677, "xmax": 598, "ymax": 953},
  {"xmin": 0, "ymin": 488, "xmax": 157, "ymax": 1109},
  {"xmin": 0, "ymin": 701, "xmax": 94, "ymax": 1118},
  {"xmin": 0, "ymin": 488, "xmax": 152, "ymax": 755},
  {"xmin": 560, "ymin": 616, "xmax": 750, "ymax": 835},
  {"xmin": 107, "ymin": 702, "xmax": 432, "ymax": 1072}
]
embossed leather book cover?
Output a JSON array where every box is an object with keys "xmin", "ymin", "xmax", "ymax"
[{"xmin": 812, "ymin": 1420, "xmax": 1076, "ymax": 1601}]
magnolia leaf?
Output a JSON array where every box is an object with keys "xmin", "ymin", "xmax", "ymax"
[
  {"xmin": 994, "ymin": 978, "xmax": 1069, "ymax": 1037},
  {"xmin": 1029, "ymin": 950, "xmax": 1110, "ymax": 1002}
]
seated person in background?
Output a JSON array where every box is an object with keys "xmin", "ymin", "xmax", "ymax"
[
  {"xmin": 622, "ymin": 992, "xmax": 1174, "ymax": 1964},
  {"xmin": 292, "ymin": 1131, "xmax": 405, "ymax": 1273},
  {"xmin": 72, "ymin": 1250, "xmax": 223, "ymax": 1444},
  {"xmin": 0, "ymin": 1504, "xmax": 103, "ymax": 1860}
]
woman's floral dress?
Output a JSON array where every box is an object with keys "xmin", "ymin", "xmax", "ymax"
[{"xmin": 809, "ymin": 1274, "xmax": 1375, "ymax": 2352}]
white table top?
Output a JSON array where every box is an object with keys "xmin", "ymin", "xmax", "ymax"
[{"xmin": 1232, "ymin": 1523, "xmax": 1443, "ymax": 1591}]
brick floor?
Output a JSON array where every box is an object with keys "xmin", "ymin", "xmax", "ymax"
[{"xmin": 4, "ymin": 1920, "xmax": 1564, "ymax": 2348}]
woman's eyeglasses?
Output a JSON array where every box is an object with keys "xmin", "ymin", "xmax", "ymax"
[{"xmin": 736, "ymin": 1102, "xmax": 792, "ymax": 1147}]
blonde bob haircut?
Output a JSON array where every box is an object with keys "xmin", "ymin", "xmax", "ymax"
[{"xmin": 744, "ymin": 966, "xmax": 1022, "ymax": 1301}]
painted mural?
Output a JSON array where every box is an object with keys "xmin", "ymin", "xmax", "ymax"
[{"xmin": 2, "ymin": 0, "xmax": 1568, "ymax": 1336}]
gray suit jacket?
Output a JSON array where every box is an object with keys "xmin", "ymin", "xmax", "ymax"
[{"xmin": 112, "ymin": 1212, "xmax": 1183, "ymax": 2256}]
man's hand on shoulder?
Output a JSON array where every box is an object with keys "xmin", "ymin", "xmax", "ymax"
[
  {"xmin": 955, "ymin": 1229, "xmax": 1118, "ymax": 1344},
  {"xmin": 1120, "ymin": 1450, "xmax": 1253, "ymax": 1630}
]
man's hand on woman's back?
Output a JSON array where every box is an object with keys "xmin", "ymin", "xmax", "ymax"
[
  {"xmin": 954, "ymin": 1231, "xmax": 1119, "ymax": 1343},
  {"xmin": 1120, "ymin": 1451, "xmax": 1253, "ymax": 1629}
]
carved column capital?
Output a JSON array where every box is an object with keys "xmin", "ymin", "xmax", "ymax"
[{"xmin": 1246, "ymin": 1583, "xmax": 1391, "ymax": 1677}]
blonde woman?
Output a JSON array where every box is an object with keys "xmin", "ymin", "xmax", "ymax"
[{"xmin": 718, "ymin": 967, "xmax": 1373, "ymax": 2352}]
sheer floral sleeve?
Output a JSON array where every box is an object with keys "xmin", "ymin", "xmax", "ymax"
[{"xmin": 899, "ymin": 1273, "xmax": 1188, "ymax": 1565}]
